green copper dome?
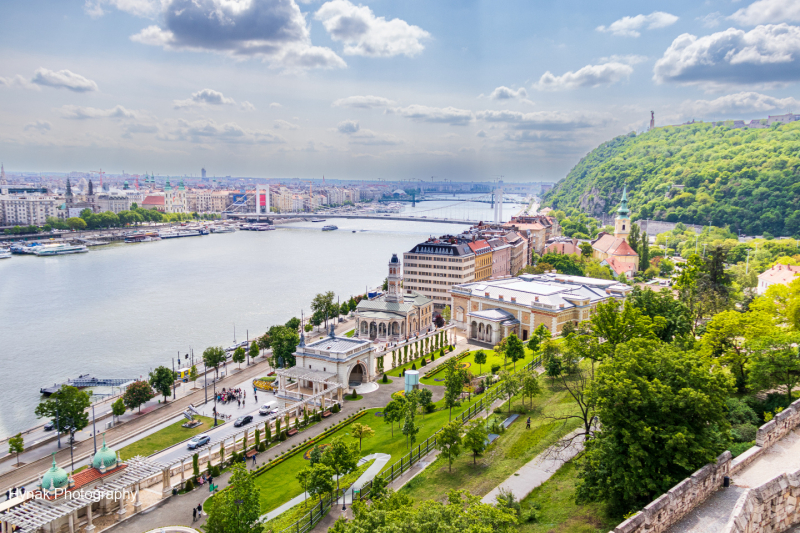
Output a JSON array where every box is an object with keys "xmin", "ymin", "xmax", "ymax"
[
  {"xmin": 616, "ymin": 185, "xmax": 630, "ymax": 218},
  {"xmin": 92, "ymin": 435, "xmax": 118, "ymax": 470},
  {"xmin": 42, "ymin": 455, "xmax": 69, "ymax": 492}
]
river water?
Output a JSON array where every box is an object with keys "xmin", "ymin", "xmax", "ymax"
[{"xmin": 0, "ymin": 197, "xmax": 526, "ymax": 438}]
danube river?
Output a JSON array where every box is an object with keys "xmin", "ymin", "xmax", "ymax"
[{"xmin": 0, "ymin": 198, "xmax": 526, "ymax": 438}]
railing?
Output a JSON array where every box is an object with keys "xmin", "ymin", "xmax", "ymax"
[{"xmin": 274, "ymin": 353, "xmax": 542, "ymax": 532}]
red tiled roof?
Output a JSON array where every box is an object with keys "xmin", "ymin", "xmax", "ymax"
[
  {"xmin": 592, "ymin": 234, "xmax": 638, "ymax": 257},
  {"xmin": 468, "ymin": 240, "xmax": 491, "ymax": 254},
  {"xmin": 758, "ymin": 264, "xmax": 800, "ymax": 285},
  {"xmin": 545, "ymin": 241, "xmax": 581, "ymax": 255},
  {"xmin": 603, "ymin": 257, "xmax": 637, "ymax": 276},
  {"xmin": 142, "ymin": 195, "xmax": 165, "ymax": 206},
  {"xmin": 70, "ymin": 464, "xmax": 127, "ymax": 491}
]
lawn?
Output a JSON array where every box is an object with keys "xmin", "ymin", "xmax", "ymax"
[
  {"xmin": 118, "ymin": 416, "xmax": 220, "ymax": 460},
  {"xmin": 344, "ymin": 394, "xmax": 364, "ymax": 401},
  {"xmin": 419, "ymin": 347, "xmax": 539, "ymax": 386},
  {"xmin": 400, "ymin": 376, "xmax": 582, "ymax": 502},
  {"xmin": 253, "ymin": 391, "xmax": 489, "ymax": 514},
  {"xmin": 344, "ymin": 329, "xmax": 355, "ymax": 338},
  {"xmin": 517, "ymin": 461, "xmax": 617, "ymax": 533}
]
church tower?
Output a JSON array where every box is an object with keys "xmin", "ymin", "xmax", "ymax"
[
  {"xmin": 385, "ymin": 254, "xmax": 404, "ymax": 304},
  {"xmin": 614, "ymin": 185, "xmax": 631, "ymax": 242}
]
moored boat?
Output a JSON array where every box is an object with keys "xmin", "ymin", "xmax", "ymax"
[
  {"xmin": 322, "ymin": 225, "xmax": 338, "ymax": 231},
  {"xmin": 33, "ymin": 244, "xmax": 89, "ymax": 256}
]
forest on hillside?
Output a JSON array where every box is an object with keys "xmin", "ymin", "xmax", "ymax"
[{"xmin": 543, "ymin": 121, "xmax": 800, "ymax": 237}]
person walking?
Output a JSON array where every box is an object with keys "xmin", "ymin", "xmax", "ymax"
[
  {"xmin": 193, "ymin": 507, "xmax": 197, "ymax": 522},
  {"xmin": 197, "ymin": 503, "xmax": 203, "ymax": 518},
  {"xmin": 526, "ymin": 417, "xmax": 531, "ymax": 429},
  {"xmin": 252, "ymin": 453, "xmax": 257, "ymax": 467}
]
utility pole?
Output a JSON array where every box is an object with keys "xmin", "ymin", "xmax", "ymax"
[
  {"xmin": 746, "ymin": 249, "xmax": 751, "ymax": 275},
  {"xmin": 172, "ymin": 357, "xmax": 177, "ymax": 400},
  {"xmin": 246, "ymin": 330, "xmax": 249, "ymax": 366},
  {"xmin": 56, "ymin": 407, "xmax": 61, "ymax": 449},
  {"xmin": 92, "ymin": 405, "xmax": 97, "ymax": 453}
]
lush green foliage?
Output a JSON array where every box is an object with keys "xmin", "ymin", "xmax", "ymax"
[
  {"xmin": 35, "ymin": 385, "xmax": 92, "ymax": 432},
  {"xmin": 205, "ymin": 463, "xmax": 263, "ymax": 533},
  {"xmin": 544, "ymin": 121, "xmax": 800, "ymax": 236}
]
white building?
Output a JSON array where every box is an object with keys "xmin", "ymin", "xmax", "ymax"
[
  {"xmin": 1, "ymin": 196, "xmax": 59, "ymax": 225},
  {"xmin": 757, "ymin": 264, "xmax": 800, "ymax": 295}
]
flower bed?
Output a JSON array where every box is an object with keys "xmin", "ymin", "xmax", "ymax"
[{"xmin": 422, "ymin": 350, "xmax": 471, "ymax": 380}]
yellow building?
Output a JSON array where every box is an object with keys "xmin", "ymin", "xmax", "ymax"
[{"xmin": 468, "ymin": 240, "xmax": 493, "ymax": 281}]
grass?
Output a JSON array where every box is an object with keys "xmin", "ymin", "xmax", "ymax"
[
  {"xmin": 344, "ymin": 329, "xmax": 355, "ymax": 338},
  {"xmin": 378, "ymin": 378, "xmax": 394, "ymax": 385},
  {"xmin": 118, "ymin": 416, "xmax": 219, "ymax": 460},
  {"xmin": 253, "ymin": 392, "xmax": 487, "ymax": 514},
  {"xmin": 400, "ymin": 378, "xmax": 581, "ymax": 502},
  {"xmin": 345, "ymin": 394, "xmax": 364, "ymax": 401},
  {"xmin": 419, "ymin": 348, "xmax": 539, "ymax": 386},
  {"xmin": 517, "ymin": 461, "xmax": 616, "ymax": 533}
]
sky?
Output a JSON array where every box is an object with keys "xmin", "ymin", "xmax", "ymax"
[{"xmin": 1, "ymin": 0, "xmax": 800, "ymax": 182}]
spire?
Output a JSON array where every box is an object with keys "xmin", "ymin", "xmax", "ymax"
[{"xmin": 617, "ymin": 185, "xmax": 629, "ymax": 217}]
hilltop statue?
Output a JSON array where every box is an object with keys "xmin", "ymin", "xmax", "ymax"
[{"xmin": 650, "ymin": 111, "xmax": 655, "ymax": 131}]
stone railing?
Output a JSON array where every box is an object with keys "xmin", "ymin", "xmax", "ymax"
[
  {"xmin": 722, "ymin": 467, "xmax": 800, "ymax": 533},
  {"xmin": 610, "ymin": 397, "xmax": 800, "ymax": 533}
]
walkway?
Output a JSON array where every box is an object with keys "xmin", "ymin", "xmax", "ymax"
[
  {"xmin": 481, "ymin": 429, "xmax": 585, "ymax": 505},
  {"xmin": 666, "ymin": 428, "xmax": 800, "ymax": 533}
]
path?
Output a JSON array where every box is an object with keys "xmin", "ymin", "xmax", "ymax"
[
  {"xmin": 666, "ymin": 428, "xmax": 800, "ymax": 533},
  {"xmin": 481, "ymin": 429, "xmax": 585, "ymax": 505}
]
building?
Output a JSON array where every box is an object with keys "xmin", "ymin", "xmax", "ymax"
[
  {"xmin": 96, "ymin": 194, "xmax": 132, "ymax": 214},
  {"xmin": 468, "ymin": 240, "xmax": 493, "ymax": 281},
  {"xmin": 1, "ymin": 195, "xmax": 59, "ymax": 225},
  {"xmin": 141, "ymin": 195, "xmax": 166, "ymax": 212},
  {"xmin": 757, "ymin": 264, "xmax": 800, "ymax": 295},
  {"xmin": 591, "ymin": 186, "xmax": 638, "ymax": 274},
  {"xmin": 164, "ymin": 180, "xmax": 187, "ymax": 213},
  {"xmin": 503, "ymin": 215, "xmax": 560, "ymax": 257},
  {"xmin": 488, "ymin": 238, "xmax": 511, "ymax": 278},
  {"xmin": 403, "ymin": 237, "xmax": 475, "ymax": 309},
  {"xmin": 544, "ymin": 238, "xmax": 582, "ymax": 256},
  {"xmin": 451, "ymin": 273, "xmax": 632, "ymax": 343},
  {"xmin": 354, "ymin": 254, "xmax": 435, "ymax": 341}
]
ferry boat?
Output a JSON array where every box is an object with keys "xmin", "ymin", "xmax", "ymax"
[
  {"xmin": 322, "ymin": 225, "xmax": 338, "ymax": 231},
  {"xmin": 251, "ymin": 224, "xmax": 275, "ymax": 231},
  {"xmin": 158, "ymin": 229, "xmax": 206, "ymax": 239},
  {"xmin": 33, "ymin": 244, "xmax": 89, "ymax": 256},
  {"xmin": 124, "ymin": 233, "xmax": 161, "ymax": 243},
  {"xmin": 0, "ymin": 248, "xmax": 11, "ymax": 259},
  {"xmin": 311, "ymin": 218, "xmax": 326, "ymax": 222},
  {"xmin": 210, "ymin": 225, "xmax": 236, "ymax": 233}
]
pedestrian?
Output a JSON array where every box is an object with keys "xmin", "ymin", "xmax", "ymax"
[
  {"xmin": 526, "ymin": 417, "xmax": 531, "ymax": 429},
  {"xmin": 5, "ymin": 490, "xmax": 9, "ymax": 501},
  {"xmin": 252, "ymin": 453, "xmax": 257, "ymax": 466},
  {"xmin": 193, "ymin": 507, "xmax": 197, "ymax": 522},
  {"xmin": 238, "ymin": 399, "xmax": 241, "ymax": 408},
  {"xmin": 197, "ymin": 503, "xmax": 202, "ymax": 517},
  {"xmin": 20, "ymin": 487, "xmax": 25, "ymax": 495}
]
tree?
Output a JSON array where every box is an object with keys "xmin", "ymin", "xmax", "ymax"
[
  {"xmin": 350, "ymin": 423, "xmax": 375, "ymax": 450},
  {"xmin": 383, "ymin": 399, "xmax": 405, "ymax": 437},
  {"xmin": 628, "ymin": 223, "xmax": 640, "ymax": 254},
  {"xmin": 204, "ymin": 463, "xmax": 263, "ymax": 533},
  {"xmin": 322, "ymin": 437, "xmax": 359, "ymax": 500},
  {"xmin": 576, "ymin": 338, "xmax": 733, "ymax": 516},
  {"xmin": 249, "ymin": 341, "xmax": 259, "ymax": 363},
  {"xmin": 111, "ymin": 398, "xmax": 126, "ymax": 422},
  {"xmin": 628, "ymin": 286, "xmax": 692, "ymax": 343},
  {"xmin": 579, "ymin": 242, "xmax": 593, "ymax": 259},
  {"xmin": 441, "ymin": 305, "xmax": 451, "ymax": 323},
  {"xmin": 528, "ymin": 324, "xmax": 550, "ymax": 353},
  {"xmin": 232, "ymin": 347, "xmax": 246, "ymax": 369},
  {"xmin": 123, "ymin": 380, "xmax": 154, "ymax": 413},
  {"xmin": 474, "ymin": 350, "xmax": 487, "ymax": 376},
  {"xmin": 463, "ymin": 420, "xmax": 488, "ymax": 465},
  {"xmin": 66, "ymin": 217, "xmax": 87, "ymax": 230},
  {"xmin": 443, "ymin": 359, "xmax": 463, "ymax": 421},
  {"xmin": 417, "ymin": 387, "xmax": 433, "ymax": 419},
  {"xmin": 9, "ymin": 434, "xmax": 24, "ymax": 466},
  {"xmin": 299, "ymin": 463, "xmax": 335, "ymax": 503},
  {"xmin": 589, "ymin": 299, "xmax": 662, "ymax": 361},
  {"xmin": 436, "ymin": 420, "xmax": 463, "ymax": 472},
  {"xmin": 35, "ymin": 385, "xmax": 92, "ymax": 432},
  {"xmin": 747, "ymin": 328, "xmax": 800, "ymax": 402},
  {"xmin": 203, "ymin": 346, "xmax": 227, "ymax": 379},
  {"xmin": 701, "ymin": 310, "xmax": 772, "ymax": 392},
  {"xmin": 521, "ymin": 372, "xmax": 541, "ymax": 407},
  {"xmin": 368, "ymin": 472, "xmax": 389, "ymax": 501},
  {"xmin": 505, "ymin": 333, "xmax": 525, "ymax": 370},
  {"xmin": 638, "ymin": 231, "xmax": 650, "ymax": 271},
  {"xmin": 311, "ymin": 291, "xmax": 336, "ymax": 328},
  {"xmin": 285, "ymin": 317, "xmax": 301, "ymax": 331},
  {"xmin": 149, "ymin": 365, "xmax": 174, "ymax": 402},
  {"xmin": 189, "ymin": 365, "xmax": 199, "ymax": 387},
  {"xmin": 401, "ymin": 399, "xmax": 420, "ymax": 450},
  {"xmin": 499, "ymin": 371, "xmax": 520, "ymax": 414},
  {"xmin": 268, "ymin": 325, "xmax": 300, "ymax": 368}
]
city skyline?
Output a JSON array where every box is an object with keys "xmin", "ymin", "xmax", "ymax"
[{"xmin": 2, "ymin": 0, "xmax": 800, "ymax": 181}]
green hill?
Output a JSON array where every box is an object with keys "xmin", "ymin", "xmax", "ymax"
[{"xmin": 543, "ymin": 121, "xmax": 800, "ymax": 237}]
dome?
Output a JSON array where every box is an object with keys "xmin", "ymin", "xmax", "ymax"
[
  {"xmin": 92, "ymin": 435, "xmax": 118, "ymax": 471},
  {"xmin": 41, "ymin": 455, "xmax": 69, "ymax": 493},
  {"xmin": 390, "ymin": 254, "xmax": 399, "ymax": 264}
]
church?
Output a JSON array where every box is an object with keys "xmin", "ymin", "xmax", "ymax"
[
  {"xmin": 354, "ymin": 254, "xmax": 434, "ymax": 342},
  {"xmin": 591, "ymin": 186, "xmax": 639, "ymax": 279}
]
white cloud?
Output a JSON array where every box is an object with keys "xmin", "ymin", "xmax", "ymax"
[
  {"xmin": 84, "ymin": 0, "xmax": 162, "ymax": 19},
  {"xmin": 476, "ymin": 130, "xmax": 487, "ymax": 138},
  {"xmin": 597, "ymin": 54, "xmax": 648, "ymax": 65},
  {"xmin": 168, "ymin": 118, "xmax": 286, "ymax": 144},
  {"xmin": 332, "ymin": 95, "xmax": 396, "ymax": 108},
  {"xmin": 337, "ymin": 119, "xmax": 360, "ymax": 134},
  {"xmin": 0, "ymin": 75, "xmax": 38, "ymax": 90},
  {"xmin": 348, "ymin": 129, "xmax": 403, "ymax": 145},
  {"xmin": 269, "ymin": 102, "xmax": 284, "ymax": 109},
  {"xmin": 698, "ymin": 12, "xmax": 724, "ymax": 29},
  {"xmin": 654, "ymin": 24, "xmax": 800, "ymax": 87},
  {"xmin": 61, "ymin": 105, "xmax": 140, "ymax": 119},
  {"xmin": 24, "ymin": 120, "xmax": 52, "ymax": 133},
  {"xmin": 476, "ymin": 109, "xmax": 610, "ymax": 131},
  {"xmin": 596, "ymin": 11, "xmax": 679, "ymax": 37},
  {"xmin": 274, "ymin": 119, "xmax": 299, "ymax": 129},
  {"xmin": 730, "ymin": 0, "xmax": 800, "ymax": 25},
  {"xmin": 314, "ymin": 0, "xmax": 430, "ymax": 57},
  {"xmin": 128, "ymin": 0, "xmax": 345, "ymax": 70},
  {"xmin": 31, "ymin": 68, "xmax": 98, "ymax": 92},
  {"xmin": 488, "ymin": 86, "xmax": 528, "ymax": 100},
  {"xmin": 391, "ymin": 105, "xmax": 474, "ymax": 126},
  {"xmin": 533, "ymin": 62, "xmax": 633, "ymax": 90},
  {"xmin": 240, "ymin": 101, "xmax": 256, "ymax": 111},
  {"xmin": 174, "ymin": 88, "xmax": 236, "ymax": 109},
  {"xmin": 681, "ymin": 91, "xmax": 800, "ymax": 115}
]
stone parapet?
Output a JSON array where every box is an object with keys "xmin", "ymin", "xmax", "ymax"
[{"xmin": 722, "ymin": 469, "xmax": 800, "ymax": 533}]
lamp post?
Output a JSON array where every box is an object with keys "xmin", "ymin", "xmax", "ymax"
[
  {"xmin": 213, "ymin": 380, "xmax": 218, "ymax": 428},
  {"xmin": 92, "ymin": 405, "xmax": 97, "ymax": 453},
  {"xmin": 172, "ymin": 357, "xmax": 177, "ymax": 400},
  {"xmin": 56, "ymin": 407, "xmax": 61, "ymax": 449}
]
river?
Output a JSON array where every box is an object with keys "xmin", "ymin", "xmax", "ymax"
[{"xmin": 0, "ymin": 197, "xmax": 527, "ymax": 439}]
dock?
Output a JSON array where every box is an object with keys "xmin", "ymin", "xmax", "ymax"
[{"xmin": 40, "ymin": 374, "xmax": 135, "ymax": 396}]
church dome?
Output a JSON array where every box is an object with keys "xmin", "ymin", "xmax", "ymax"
[
  {"xmin": 92, "ymin": 435, "xmax": 118, "ymax": 471},
  {"xmin": 41, "ymin": 455, "xmax": 69, "ymax": 493},
  {"xmin": 390, "ymin": 254, "xmax": 399, "ymax": 263}
]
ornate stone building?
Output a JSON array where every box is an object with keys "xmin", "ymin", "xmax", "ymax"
[{"xmin": 591, "ymin": 186, "xmax": 638, "ymax": 278}]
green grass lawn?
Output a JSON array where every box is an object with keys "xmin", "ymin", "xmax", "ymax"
[
  {"xmin": 344, "ymin": 329, "xmax": 355, "ymax": 338},
  {"xmin": 386, "ymin": 348, "xmax": 452, "ymax": 378},
  {"xmin": 517, "ymin": 461, "xmax": 617, "ymax": 533},
  {"xmin": 419, "ymin": 348, "xmax": 539, "ymax": 386},
  {"xmin": 253, "ymin": 391, "xmax": 488, "ymax": 514},
  {"xmin": 400, "ymin": 377, "xmax": 580, "ymax": 502},
  {"xmin": 118, "ymin": 416, "xmax": 220, "ymax": 460},
  {"xmin": 344, "ymin": 394, "xmax": 364, "ymax": 401}
]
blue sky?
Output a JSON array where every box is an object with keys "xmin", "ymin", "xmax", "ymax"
[{"xmin": 1, "ymin": 0, "xmax": 799, "ymax": 181}]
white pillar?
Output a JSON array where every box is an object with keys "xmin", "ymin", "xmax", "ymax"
[
  {"xmin": 162, "ymin": 467, "xmax": 172, "ymax": 497},
  {"xmin": 134, "ymin": 483, "xmax": 142, "ymax": 513},
  {"xmin": 85, "ymin": 503, "xmax": 95, "ymax": 533},
  {"xmin": 68, "ymin": 511, "xmax": 75, "ymax": 533}
]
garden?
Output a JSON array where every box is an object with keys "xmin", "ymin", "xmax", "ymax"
[
  {"xmin": 419, "ymin": 347, "xmax": 540, "ymax": 386},
  {"xmin": 118, "ymin": 415, "xmax": 219, "ymax": 460}
]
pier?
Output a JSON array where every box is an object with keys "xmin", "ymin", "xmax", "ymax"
[{"xmin": 40, "ymin": 374, "xmax": 135, "ymax": 396}]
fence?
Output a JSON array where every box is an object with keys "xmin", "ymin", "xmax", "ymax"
[{"xmin": 274, "ymin": 353, "xmax": 542, "ymax": 533}]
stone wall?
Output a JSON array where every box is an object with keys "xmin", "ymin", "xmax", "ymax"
[
  {"xmin": 632, "ymin": 219, "xmax": 703, "ymax": 236},
  {"xmin": 722, "ymin": 468, "xmax": 800, "ymax": 533},
  {"xmin": 610, "ymin": 397, "xmax": 800, "ymax": 533}
]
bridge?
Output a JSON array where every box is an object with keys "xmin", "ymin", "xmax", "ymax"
[{"xmin": 226, "ymin": 213, "xmax": 482, "ymax": 225}]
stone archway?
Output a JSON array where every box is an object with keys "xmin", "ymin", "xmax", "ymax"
[
  {"xmin": 379, "ymin": 323, "xmax": 387, "ymax": 337},
  {"xmin": 370, "ymin": 322, "xmax": 377, "ymax": 340},
  {"xmin": 360, "ymin": 321, "xmax": 369, "ymax": 335},
  {"xmin": 471, "ymin": 321, "xmax": 478, "ymax": 339},
  {"xmin": 348, "ymin": 362, "xmax": 366, "ymax": 387}
]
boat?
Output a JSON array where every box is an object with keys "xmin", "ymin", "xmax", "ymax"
[
  {"xmin": 33, "ymin": 244, "xmax": 89, "ymax": 256},
  {"xmin": 124, "ymin": 234, "xmax": 161, "ymax": 243},
  {"xmin": 322, "ymin": 225, "xmax": 338, "ymax": 231},
  {"xmin": 311, "ymin": 218, "xmax": 326, "ymax": 223},
  {"xmin": 210, "ymin": 225, "xmax": 236, "ymax": 233},
  {"xmin": 251, "ymin": 224, "xmax": 275, "ymax": 231},
  {"xmin": 158, "ymin": 229, "xmax": 206, "ymax": 239},
  {"xmin": 0, "ymin": 249, "xmax": 11, "ymax": 259},
  {"xmin": 11, "ymin": 243, "xmax": 43, "ymax": 254}
]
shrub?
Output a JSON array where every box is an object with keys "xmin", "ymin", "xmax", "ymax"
[
  {"xmin": 258, "ymin": 442, "xmax": 267, "ymax": 452},
  {"xmin": 351, "ymin": 389, "xmax": 358, "ymax": 399},
  {"xmin": 332, "ymin": 403, "xmax": 340, "ymax": 414},
  {"xmin": 491, "ymin": 364, "xmax": 501, "ymax": 374},
  {"xmin": 382, "ymin": 373, "xmax": 388, "ymax": 383},
  {"xmin": 210, "ymin": 465, "xmax": 220, "ymax": 477},
  {"xmin": 421, "ymin": 358, "xmax": 427, "ymax": 367},
  {"xmin": 184, "ymin": 478, "xmax": 195, "ymax": 491},
  {"xmin": 425, "ymin": 403, "xmax": 436, "ymax": 413},
  {"xmin": 730, "ymin": 441, "xmax": 755, "ymax": 458},
  {"xmin": 411, "ymin": 363, "xmax": 416, "ymax": 370},
  {"xmin": 731, "ymin": 423, "xmax": 758, "ymax": 443}
]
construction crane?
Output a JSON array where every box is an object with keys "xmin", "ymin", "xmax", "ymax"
[{"xmin": 89, "ymin": 169, "xmax": 105, "ymax": 189}]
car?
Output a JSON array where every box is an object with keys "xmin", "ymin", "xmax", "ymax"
[
  {"xmin": 258, "ymin": 402, "xmax": 278, "ymax": 416},
  {"xmin": 43, "ymin": 421, "xmax": 55, "ymax": 431},
  {"xmin": 187, "ymin": 434, "xmax": 211, "ymax": 449},
  {"xmin": 234, "ymin": 415, "xmax": 253, "ymax": 427}
]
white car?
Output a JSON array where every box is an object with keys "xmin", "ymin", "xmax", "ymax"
[{"xmin": 259, "ymin": 402, "xmax": 279, "ymax": 416}]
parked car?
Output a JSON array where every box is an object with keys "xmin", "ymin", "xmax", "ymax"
[
  {"xmin": 258, "ymin": 402, "xmax": 278, "ymax": 416},
  {"xmin": 234, "ymin": 415, "xmax": 253, "ymax": 427},
  {"xmin": 187, "ymin": 434, "xmax": 211, "ymax": 449}
]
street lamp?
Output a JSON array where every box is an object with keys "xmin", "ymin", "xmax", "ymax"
[{"xmin": 213, "ymin": 380, "xmax": 218, "ymax": 427}]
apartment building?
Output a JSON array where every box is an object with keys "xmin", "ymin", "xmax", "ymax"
[
  {"xmin": 1, "ymin": 195, "xmax": 60, "ymax": 225},
  {"xmin": 468, "ymin": 240, "xmax": 492, "ymax": 281},
  {"xmin": 95, "ymin": 194, "xmax": 132, "ymax": 214},
  {"xmin": 403, "ymin": 238, "xmax": 475, "ymax": 309},
  {"xmin": 503, "ymin": 215, "xmax": 560, "ymax": 257}
]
